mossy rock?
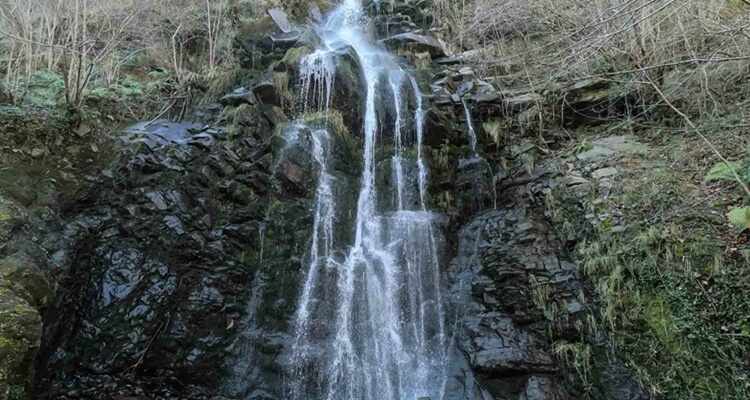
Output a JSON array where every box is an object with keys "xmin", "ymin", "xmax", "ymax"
[
  {"xmin": 0, "ymin": 253, "xmax": 51, "ymax": 398},
  {"xmin": 0, "ymin": 197, "xmax": 23, "ymax": 245},
  {"xmin": 0, "ymin": 286, "xmax": 42, "ymax": 399},
  {"xmin": 281, "ymin": 45, "xmax": 314, "ymax": 68},
  {"xmin": 0, "ymin": 256, "xmax": 52, "ymax": 310}
]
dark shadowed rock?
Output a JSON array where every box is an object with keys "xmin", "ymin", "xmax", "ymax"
[
  {"xmin": 30, "ymin": 101, "xmax": 313, "ymax": 399},
  {"xmin": 520, "ymin": 376, "xmax": 563, "ymax": 400},
  {"xmin": 557, "ymin": 78, "xmax": 638, "ymax": 125},
  {"xmin": 598, "ymin": 361, "xmax": 650, "ymax": 400},
  {"xmin": 252, "ymin": 77, "xmax": 282, "ymax": 106},
  {"xmin": 381, "ymin": 32, "xmax": 447, "ymax": 58},
  {"xmin": 221, "ymin": 87, "xmax": 257, "ymax": 107},
  {"xmin": 268, "ymin": 30, "xmax": 302, "ymax": 51},
  {"xmin": 446, "ymin": 166, "xmax": 650, "ymax": 399},
  {"xmin": 464, "ymin": 313, "xmax": 556, "ymax": 374}
]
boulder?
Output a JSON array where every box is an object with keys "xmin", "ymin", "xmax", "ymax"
[
  {"xmin": 0, "ymin": 255, "xmax": 51, "ymax": 398},
  {"xmin": 268, "ymin": 8, "xmax": 293, "ymax": 33},
  {"xmin": 563, "ymin": 78, "xmax": 611, "ymax": 105},
  {"xmin": 252, "ymin": 76, "xmax": 282, "ymax": 107},
  {"xmin": 464, "ymin": 314, "xmax": 556, "ymax": 374},
  {"xmin": 558, "ymin": 78, "xmax": 637, "ymax": 125},
  {"xmin": 575, "ymin": 135, "xmax": 648, "ymax": 163},
  {"xmin": 0, "ymin": 287, "xmax": 41, "ymax": 398},
  {"xmin": 381, "ymin": 32, "xmax": 447, "ymax": 58},
  {"xmin": 220, "ymin": 87, "xmax": 257, "ymax": 107},
  {"xmin": 505, "ymin": 92, "xmax": 543, "ymax": 112},
  {"xmin": 268, "ymin": 30, "xmax": 302, "ymax": 51}
]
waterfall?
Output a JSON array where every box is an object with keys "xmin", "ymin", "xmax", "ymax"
[
  {"xmin": 287, "ymin": 1, "xmax": 449, "ymax": 399},
  {"xmin": 411, "ymin": 77, "xmax": 429, "ymax": 210}
]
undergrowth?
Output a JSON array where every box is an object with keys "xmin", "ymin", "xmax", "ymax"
[
  {"xmin": 579, "ymin": 221, "xmax": 750, "ymax": 399},
  {"xmin": 549, "ymin": 124, "xmax": 750, "ymax": 399}
]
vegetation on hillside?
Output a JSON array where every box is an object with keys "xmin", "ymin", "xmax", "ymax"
[
  {"xmin": 430, "ymin": 0, "xmax": 750, "ymax": 398},
  {"xmin": 433, "ymin": 0, "xmax": 749, "ymax": 118},
  {"xmin": 547, "ymin": 126, "xmax": 750, "ymax": 399},
  {"xmin": 0, "ymin": 0, "xmax": 276, "ymax": 117}
]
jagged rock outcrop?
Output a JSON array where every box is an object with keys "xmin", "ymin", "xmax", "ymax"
[
  {"xmin": 444, "ymin": 156, "xmax": 650, "ymax": 400},
  {"xmin": 382, "ymin": 32, "xmax": 447, "ymax": 58},
  {"xmin": 29, "ymin": 104, "xmax": 319, "ymax": 399},
  {"xmin": 449, "ymin": 203, "xmax": 578, "ymax": 400},
  {"xmin": 422, "ymin": 19, "xmax": 649, "ymax": 398}
]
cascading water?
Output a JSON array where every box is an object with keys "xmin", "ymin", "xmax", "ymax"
[
  {"xmin": 458, "ymin": 99, "xmax": 497, "ymax": 210},
  {"xmin": 299, "ymin": 49, "xmax": 337, "ymax": 114},
  {"xmin": 461, "ymin": 99, "xmax": 478, "ymax": 156},
  {"xmin": 286, "ymin": 1, "xmax": 449, "ymax": 399},
  {"xmin": 411, "ymin": 77, "xmax": 429, "ymax": 210}
]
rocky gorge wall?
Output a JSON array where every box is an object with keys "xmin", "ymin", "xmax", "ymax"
[{"xmin": 1, "ymin": 1, "xmax": 653, "ymax": 399}]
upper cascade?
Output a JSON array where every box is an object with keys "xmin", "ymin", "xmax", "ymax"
[{"xmin": 286, "ymin": 1, "xmax": 449, "ymax": 399}]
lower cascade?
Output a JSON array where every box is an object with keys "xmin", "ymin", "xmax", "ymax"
[{"xmin": 285, "ymin": 1, "xmax": 448, "ymax": 399}]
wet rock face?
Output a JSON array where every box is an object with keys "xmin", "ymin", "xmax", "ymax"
[
  {"xmin": 443, "ymin": 161, "xmax": 650, "ymax": 400},
  {"xmin": 381, "ymin": 32, "xmax": 446, "ymax": 59},
  {"xmin": 455, "ymin": 157, "xmax": 496, "ymax": 219},
  {"xmin": 448, "ymin": 207, "xmax": 573, "ymax": 400},
  {"xmin": 27, "ymin": 96, "xmax": 364, "ymax": 399},
  {"xmin": 30, "ymin": 105, "xmax": 319, "ymax": 399}
]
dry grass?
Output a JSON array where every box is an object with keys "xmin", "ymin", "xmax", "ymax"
[{"xmin": 433, "ymin": 0, "xmax": 750, "ymax": 118}]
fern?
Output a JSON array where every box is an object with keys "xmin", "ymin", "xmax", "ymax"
[{"xmin": 705, "ymin": 161, "xmax": 744, "ymax": 183}]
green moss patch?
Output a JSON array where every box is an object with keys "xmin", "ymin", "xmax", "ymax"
[
  {"xmin": 0, "ymin": 287, "xmax": 41, "ymax": 399},
  {"xmin": 551, "ymin": 123, "xmax": 750, "ymax": 399}
]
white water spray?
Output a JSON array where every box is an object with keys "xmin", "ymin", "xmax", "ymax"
[
  {"xmin": 289, "ymin": 1, "xmax": 448, "ymax": 399},
  {"xmin": 461, "ymin": 99, "xmax": 478, "ymax": 156}
]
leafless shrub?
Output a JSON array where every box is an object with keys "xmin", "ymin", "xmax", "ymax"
[
  {"xmin": 433, "ymin": 0, "xmax": 750, "ymax": 116},
  {"xmin": 0, "ymin": 0, "xmax": 240, "ymax": 109}
]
